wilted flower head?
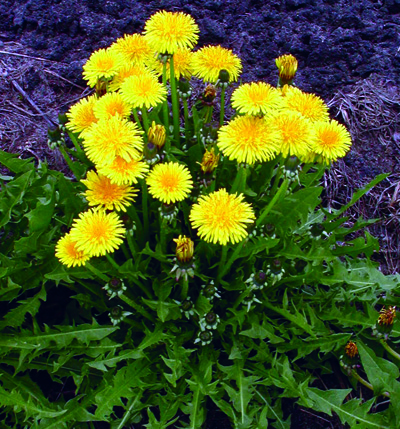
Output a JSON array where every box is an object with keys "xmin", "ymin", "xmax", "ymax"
[{"xmin": 378, "ymin": 306, "xmax": 397, "ymax": 326}]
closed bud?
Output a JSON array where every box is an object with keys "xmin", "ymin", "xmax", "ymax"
[
  {"xmin": 275, "ymin": 54, "xmax": 298, "ymax": 86},
  {"xmin": 218, "ymin": 69, "xmax": 230, "ymax": 83},
  {"xmin": 148, "ymin": 121, "xmax": 166, "ymax": 149},
  {"xmin": 173, "ymin": 235, "xmax": 194, "ymax": 264},
  {"xmin": 200, "ymin": 147, "xmax": 220, "ymax": 174}
]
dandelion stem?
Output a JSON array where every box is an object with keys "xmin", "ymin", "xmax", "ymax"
[
  {"xmin": 105, "ymin": 253, "xmax": 120, "ymax": 270},
  {"xmin": 121, "ymin": 243, "xmax": 130, "ymax": 260},
  {"xmin": 132, "ymin": 109, "xmax": 143, "ymax": 131},
  {"xmin": 351, "ymin": 370, "xmax": 390, "ymax": 398},
  {"xmin": 170, "ymin": 55, "xmax": 180, "ymax": 144},
  {"xmin": 217, "ymin": 241, "xmax": 245, "ymax": 283},
  {"xmin": 85, "ymin": 262, "xmax": 109, "ymax": 283},
  {"xmin": 58, "ymin": 145, "xmax": 81, "ymax": 180},
  {"xmin": 220, "ymin": 86, "xmax": 226, "ymax": 126},
  {"xmin": 270, "ymin": 164, "xmax": 283, "ymax": 196},
  {"xmin": 140, "ymin": 179, "xmax": 149, "ymax": 242},
  {"xmin": 120, "ymin": 294, "xmax": 155, "ymax": 323},
  {"xmin": 160, "ymin": 217, "xmax": 167, "ymax": 254},
  {"xmin": 131, "ymin": 278, "xmax": 153, "ymax": 300},
  {"xmin": 162, "ymin": 61, "xmax": 170, "ymax": 141},
  {"xmin": 380, "ymin": 339, "xmax": 400, "ymax": 361},
  {"xmin": 182, "ymin": 97, "xmax": 190, "ymax": 144},
  {"xmin": 142, "ymin": 108, "xmax": 150, "ymax": 133},
  {"xmin": 181, "ymin": 276, "xmax": 189, "ymax": 300},
  {"xmin": 256, "ymin": 178, "xmax": 289, "ymax": 227},
  {"xmin": 126, "ymin": 232, "xmax": 139, "ymax": 259},
  {"xmin": 216, "ymin": 245, "xmax": 228, "ymax": 283}
]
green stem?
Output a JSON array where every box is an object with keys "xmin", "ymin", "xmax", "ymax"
[
  {"xmin": 66, "ymin": 131, "xmax": 84, "ymax": 156},
  {"xmin": 131, "ymin": 278, "xmax": 153, "ymax": 300},
  {"xmin": 105, "ymin": 253, "xmax": 120, "ymax": 270},
  {"xmin": 220, "ymin": 86, "xmax": 226, "ymax": 126},
  {"xmin": 380, "ymin": 339, "xmax": 400, "ymax": 361},
  {"xmin": 182, "ymin": 97, "xmax": 190, "ymax": 144},
  {"xmin": 121, "ymin": 243, "xmax": 130, "ymax": 260},
  {"xmin": 217, "ymin": 241, "xmax": 245, "ymax": 283},
  {"xmin": 162, "ymin": 61, "xmax": 170, "ymax": 140},
  {"xmin": 142, "ymin": 108, "xmax": 150, "ymax": 133},
  {"xmin": 205, "ymin": 106, "xmax": 213, "ymax": 124},
  {"xmin": 216, "ymin": 245, "xmax": 228, "ymax": 284},
  {"xmin": 120, "ymin": 294, "xmax": 155, "ymax": 323},
  {"xmin": 270, "ymin": 164, "xmax": 283, "ymax": 196},
  {"xmin": 85, "ymin": 262, "xmax": 109, "ymax": 283},
  {"xmin": 141, "ymin": 179, "xmax": 149, "ymax": 242},
  {"xmin": 181, "ymin": 276, "xmax": 189, "ymax": 300},
  {"xmin": 59, "ymin": 145, "xmax": 81, "ymax": 180},
  {"xmin": 256, "ymin": 178, "xmax": 289, "ymax": 227},
  {"xmin": 170, "ymin": 55, "xmax": 180, "ymax": 144},
  {"xmin": 132, "ymin": 108, "xmax": 143, "ymax": 131},
  {"xmin": 126, "ymin": 231, "xmax": 139, "ymax": 259},
  {"xmin": 160, "ymin": 217, "xmax": 167, "ymax": 254},
  {"xmin": 350, "ymin": 370, "xmax": 390, "ymax": 398}
]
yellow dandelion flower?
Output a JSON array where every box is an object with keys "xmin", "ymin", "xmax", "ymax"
[
  {"xmin": 200, "ymin": 147, "xmax": 220, "ymax": 174},
  {"xmin": 146, "ymin": 162, "xmax": 193, "ymax": 204},
  {"xmin": 270, "ymin": 111, "xmax": 313, "ymax": 158},
  {"xmin": 231, "ymin": 82, "xmax": 284, "ymax": 116},
  {"xmin": 146, "ymin": 47, "xmax": 194, "ymax": 80},
  {"xmin": 217, "ymin": 115, "xmax": 281, "ymax": 165},
  {"xmin": 55, "ymin": 233, "xmax": 91, "ymax": 267},
  {"xmin": 189, "ymin": 188, "xmax": 255, "ymax": 245},
  {"xmin": 120, "ymin": 74, "xmax": 167, "ymax": 109},
  {"xmin": 310, "ymin": 120, "xmax": 352, "ymax": 164},
  {"xmin": 82, "ymin": 170, "xmax": 137, "ymax": 212},
  {"xmin": 98, "ymin": 156, "xmax": 149, "ymax": 186},
  {"xmin": 93, "ymin": 92, "xmax": 132, "ymax": 120},
  {"xmin": 192, "ymin": 45, "xmax": 242, "ymax": 83},
  {"xmin": 66, "ymin": 95, "xmax": 98, "ymax": 135},
  {"xmin": 83, "ymin": 116, "xmax": 144, "ymax": 166},
  {"xmin": 70, "ymin": 209, "xmax": 126, "ymax": 257},
  {"xmin": 283, "ymin": 86, "xmax": 329, "ymax": 122},
  {"xmin": 275, "ymin": 54, "xmax": 298, "ymax": 82},
  {"xmin": 108, "ymin": 63, "xmax": 150, "ymax": 92},
  {"xmin": 144, "ymin": 10, "xmax": 199, "ymax": 54},
  {"xmin": 83, "ymin": 48, "xmax": 124, "ymax": 87},
  {"xmin": 111, "ymin": 33, "xmax": 154, "ymax": 64}
]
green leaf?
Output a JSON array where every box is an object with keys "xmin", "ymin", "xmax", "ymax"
[{"xmin": 0, "ymin": 150, "xmax": 35, "ymax": 174}]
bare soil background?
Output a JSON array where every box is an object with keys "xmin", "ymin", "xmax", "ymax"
[{"xmin": 0, "ymin": 1, "xmax": 400, "ymax": 426}]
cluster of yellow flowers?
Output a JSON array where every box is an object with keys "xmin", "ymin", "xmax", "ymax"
[{"xmin": 56, "ymin": 9, "xmax": 352, "ymax": 268}]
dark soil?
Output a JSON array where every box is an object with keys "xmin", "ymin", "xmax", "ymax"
[{"xmin": 1, "ymin": 0, "xmax": 400, "ymax": 427}]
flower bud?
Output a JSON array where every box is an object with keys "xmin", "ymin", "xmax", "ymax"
[
  {"xmin": 173, "ymin": 235, "xmax": 194, "ymax": 264},
  {"xmin": 103, "ymin": 277, "xmax": 127, "ymax": 299},
  {"xmin": 373, "ymin": 306, "xmax": 397, "ymax": 339},
  {"xmin": 275, "ymin": 54, "xmax": 298, "ymax": 86},
  {"xmin": 340, "ymin": 341, "xmax": 360, "ymax": 373},
  {"xmin": 200, "ymin": 147, "xmax": 220, "ymax": 174},
  {"xmin": 148, "ymin": 121, "xmax": 166, "ymax": 149},
  {"xmin": 202, "ymin": 85, "xmax": 217, "ymax": 104}
]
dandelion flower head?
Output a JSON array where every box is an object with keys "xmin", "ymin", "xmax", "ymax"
[
  {"xmin": 70, "ymin": 209, "xmax": 126, "ymax": 257},
  {"xmin": 190, "ymin": 188, "xmax": 255, "ymax": 245},
  {"xmin": 111, "ymin": 33, "xmax": 154, "ymax": 64},
  {"xmin": 98, "ymin": 156, "xmax": 149, "ymax": 186},
  {"xmin": 192, "ymin": 45, "xmax": 242, "ymax": 83},
  {"xmin": 93, "ymin": 92, "xmax": 132, "ymax": 120},
  {"xmin": 275, "ymin": 54, "xmax": 298, "ymax": 81},
  {"xmin": 270, "ymin": 111, "xmax": 313, "ymax": 158},
  {"xmin": 108, "ymin": 63, "xmax": 150, "ymax": 92},
  {"xmin": 231, "ymin": 82, "xmax": 284, "ymax": 116},
  {"xmin": 217, "ymin": 115, "xmax": 281, "ymax": 165},
  {"xmin": 66, "ymin": 95, "xmax": 98, "ymax": 135},
  {"xmin": 83, "ymin": 116, "xmax": 144, "ymax": 167},
  {"xmin": 283, "ymin": 86, "xmax": 329, "ymax": 122},
  {"xmin": 83, "ymin": 48, "xmax": 124, "ymax": 87},
  {"xmin": 144, "ymin": 10, "xmax": 199, "ymax": 54},
  {"xmin": 55, "ymin": 233, "xmax": 91, "ymax": 267},
  {"xmin": 82, "ymin": 170, "xmax": 137, "ymax": 212},
  {"xmin": 310, "ymin": 119, "xmax": 352, "ymax": 164},
  {"xmin": 146, "ymin": 162, "xmax": 193, "ymax": 204},
  {"xmin": 120, "ymin": 73, "xmax": 167, "ymax": 109}
]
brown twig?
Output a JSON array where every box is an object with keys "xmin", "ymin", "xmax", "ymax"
[
  {"xmin": 0, "ymin": 50, "xmax": 64, "ymax": 64},
  {"xmin": 43, "ymin": 68, "xmax": 86, "ymax": 90},
  {"xmin": 11, "ymin": 80, "xmax": 56, "ymax": 127}
]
